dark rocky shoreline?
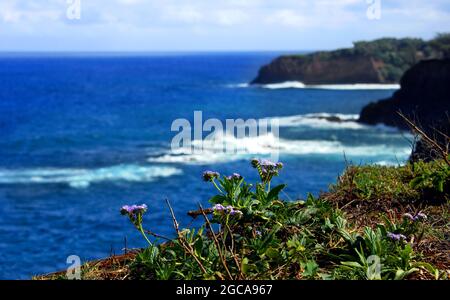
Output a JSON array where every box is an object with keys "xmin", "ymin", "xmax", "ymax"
[
  {"xmin": 358, "ymin": 59, "xmax": 450, "ymax": 160},
  {"xmin": 251, "ymin": 53, "xmax": 385, "ymax": 84},
  {"xmin": 358, "ymin": 59, "xmax": 450, "ymax": 129}
]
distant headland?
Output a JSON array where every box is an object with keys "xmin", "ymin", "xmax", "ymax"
[{"xmin": 251, "ymin": 34, "xmax": 450, "ymax": 85}]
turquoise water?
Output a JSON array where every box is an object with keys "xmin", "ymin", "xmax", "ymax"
[{"xmin": 0, "ymin": 53, "xmax": 410, "ymax": 278}]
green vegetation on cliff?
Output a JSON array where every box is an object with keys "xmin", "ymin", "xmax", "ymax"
[
  {"xmin": 352, "ymin": 34, "xmax": 450, "ymax": 82},
  {"xmin": 252, "ymin": 34, "xmax": 450, "ymax": 84},
  {"xmin": 36, "ymin": 158, "xmax": 449, "ymax": 280}
]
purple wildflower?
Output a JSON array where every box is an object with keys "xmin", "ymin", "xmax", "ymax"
[
  {"xmin": 213, "ymin": 204, "xmax": 225, "ymax": 212},
  {"xmin": 255, "ymin": 230, "xmax": 262, "ymax": 237},
  {"xmin": 387, "ymin": 232, "xmax": 407, "ymax": 242},
  {"xmin": 403, "ymin": 213, "xmax": 415, "ymax": 221},
  {"xmin": 212, "ymin": 204, "xmax": 243, "ymax": 217},
  {"xmin": 202, "ymin": 171, "xmax": 220, "ymax": 182},
  {"xmin": 225, "ymin": 205, "xmax": 243, "ymax": 216},
  {"xmin": 415, "ymin": 212, "xmax": 427, "ymax": 221},
  {"xmin": 225, "ymin": 205, "xmax": 234, "ymax": 212},
  {"xmin": 251, "ymin": 158, "xmax": 283, "ymax": 182},
  {"xmin": 259, "ymin": 159, "xmax": 277, "ymax": 168},
  {"xmin": 229, "ymin": 173, "xmax": 242, "ymax": 180},
  {"xmin": 121, "ymin": 205, "xmax": 132, "ymax": 214},
  {"xmin": 225, "ymin": 173, "xmax": 242, "ymax": 180},
  {"xmin": 403, "ymin": 212, "xmax": 427, "ymax": 222},
  {"xmin": 230, "ymin": 209, "xmax": 243, "ymax": 216},
  {"xmin": 120, "ymin": 204, "xmax": 148, "ymax": 216}
]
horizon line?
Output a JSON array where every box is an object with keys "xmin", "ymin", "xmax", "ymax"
[{"xmin": 0, "ymin": 50, "xmax": 314, "ymax": 55}]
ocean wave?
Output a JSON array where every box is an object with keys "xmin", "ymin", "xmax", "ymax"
[
  {"xmin": 227, "ymin": 83, "xmax": 250, "ymax": 88},
  {"xmin": 149, "ymin": 132, "xmax": 278, "ymax": 164},
  {"xmin": 372, "ymin": 160, "xmax": 405, "ymax": 167},
  {"xmin": 0, "ymin": 164, "xmax": 182, "ymax": 188},
  {"xmin": 261, "ymin": 81, "xmax": 306, "ymax": 89},
  {"xmin": 230, "ymin": 81, "xmax": 400, "ymax": 90},
  {"xmin": 273, "ymin": 138, "xmax": 411, "ymax": 157},
  {"xmin": 306, "ymin": 83, "xmax": 400, "ymax": 90},
  {"xmin": 265, "ymin": 113, "xmax": 364, "ymax": 130},
  {"xmin": 266, "ymin": 113, "xmax": 402, "ymax": 132},
  {"xmin": 148, "ymin": 132, "xmax": 411, "ymax": 165}
]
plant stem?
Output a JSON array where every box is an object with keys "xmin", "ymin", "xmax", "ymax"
[
  {"xmin": 398, "ymin": 111, "xmax": 450, "ymax": 166},
  {"xmin": 199, "ymin": 203, "xmax": 234, "ymax": 280},
  {"xmin": 139, "ymin": 224, "xmax": 153, "ymax": 246},
  {"xmin": 166, "ymin": 199, "xmax": 208, "ymax": 275},
  {"xmin": 212, "ymin": 179, "xmax": 224, "ymax": 194},
  {"xmin": 137, "ymin": 214, "xmax": 152, "ymax": 246}
]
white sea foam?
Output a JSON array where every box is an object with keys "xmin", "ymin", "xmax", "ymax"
[
  {"xmin": 149, "ymin": 132, "xmax": 278, "ymax": 164},
  {"xmin": 373, "ymin": 160, "xmax": 406, "ymax": 167},
  {"xmin": 306, "ymin": 83, "xmax": 400, "ymax": 90},
  {"xmin": 0, "ymin": 164, "xmax": 182, "ymax": 188},
  {"xmin": 232, "ymin": 81, "xmax": 400, "ymax": 90},
  {"xmin": 265, "ymin": 113, "xmax": 403, "ymax": 132},
  {"xmin": 148, "ymin": 131, "xmax": 411, "ymax": 165},
  {"xmin": 265, "ymin": 113, "xmax": 364, "ymax": 130},
  {"xmin": 301, "ymin": 113, "xmax": 360, "ymax": 121},
  {"xmin": 261, "ymin": 81, "xmax": 307, "ymax": 89},
  {"xmin": 227, "ymin": 83, "xmax": 250, "ymax": 88},
  {"xmin": 273, "ymin": 138, "xmax": 411, "ymax": 157}
]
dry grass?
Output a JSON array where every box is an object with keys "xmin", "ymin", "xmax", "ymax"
[{"xmin": 34, "ymin": 251, "xmax": 139, "ymax": 280}]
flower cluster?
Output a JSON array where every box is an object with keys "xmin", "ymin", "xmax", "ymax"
[
  {"xmin": 213, "ymin": 204, "xmax": 243, "ymax": 216},
  {"xmin": 120, "ymin": 204, "xmax": 148, "ymax": 216},
  {"xmin": 403, "ymin": 212, "xmax": 427, "ymax": 222},
  {"xmin": 202, "ymin": 171, "xmax": 220, "ymax": 182},
  {"xmin": 226, "ymin": 173, "xmax": 242, "ymax": 181},
  {"xmin": 121, "ymin": 204, "xmax": 148, "ymax": 227},
  {"xmin": 251, "ymin": 158, "xmax": 283, "ymax": 182},
  {"xmin": 120, "ymin": 204, "xmax": 153, "ymax": 245},
  {"xmin": 387, "ymin": 232, "xmax": 407, "ymax": 242}
]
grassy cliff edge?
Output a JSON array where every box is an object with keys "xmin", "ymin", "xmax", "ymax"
[{"xmin": 35, "ymin": 159, "xmax": 449, "ymax": 280}]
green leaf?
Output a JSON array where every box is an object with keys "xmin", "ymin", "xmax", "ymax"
[
  {"xmin": 413, "ymin": 262, "xmax": 440, "ymax": 279},
  {"xmin": 208, "ymin": 195, "xmax": 227, "ymax": 204},
  {"xmin": 394, "ymin": 268, "xmax": 419, "ymax": 280},
  {"xmin": 437, "ymin": 179, "xmax": 444, "ymax": 192},
  {"xmin": 265, "ymin": 247, "xmax": 280, "ymax": 259},
  {"xmin": 341, "ymin": 261, "xmax": 363, "ymax": 268},
  {"xmin": 267, "ymin": 184, "xmax": 286, "ymax": 202},
  {"xmin": 301, "ymin": 260, "xmax": 319, "ymax": 278},
  {"xmin": 241, "ymin": 258, "xmax": 256, "ymax": 275}
]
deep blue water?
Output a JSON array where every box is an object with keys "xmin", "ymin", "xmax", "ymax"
[{"xmin": 0, "ymin": 53, "xmax": 411, "ymax": 279}]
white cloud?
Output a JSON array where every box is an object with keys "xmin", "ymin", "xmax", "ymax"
[
  {"xmin": 162, "ymin": 6, "xmax": 204, "ymax": 24},
  {"xmin": 266, "ymin": 9, "xmax": 308, "ymax": 28},
  {"xmin": 264, "ymin": 1, "xmax": 361, "ymax": 29},
  {"xmin": 0, "ymin": 0, "xmax": 449, "ymax": 50},
  {"xmin": 116, "ymin": 0, "xmax": 143, "ymax": 5},
  {"xmin": 0, "ymin": 1, "xmax": 61, "ymax": 24},
  {"xmin": 214, "ymin": 9, "xmax": 248, "ymax": 26}
]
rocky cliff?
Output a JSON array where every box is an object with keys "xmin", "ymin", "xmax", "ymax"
[
  {"xmin": 252, "ymin": 34, "xmax": 450, "ymax": 85},
  {"xmin": 251, "ymin": 53, "xmax": 384, "ymax": 84},
  {"xmin": 358, "ymin": 59, "xmax": 450, "ymax": 160}
]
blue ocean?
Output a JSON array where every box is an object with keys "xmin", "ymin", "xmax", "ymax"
[{"xmin": 0, "ymin": 53, "xmax": 411, "ymax": 279}]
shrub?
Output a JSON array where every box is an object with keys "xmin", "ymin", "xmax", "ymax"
[{"xmin": 118, "ymin": 159, "xmax": 446, "ymax": 280}]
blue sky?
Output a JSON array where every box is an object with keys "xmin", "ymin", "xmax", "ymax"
[{"xmin": 1, "ymin": 0, "xmax": 449, "ymax": 51}]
